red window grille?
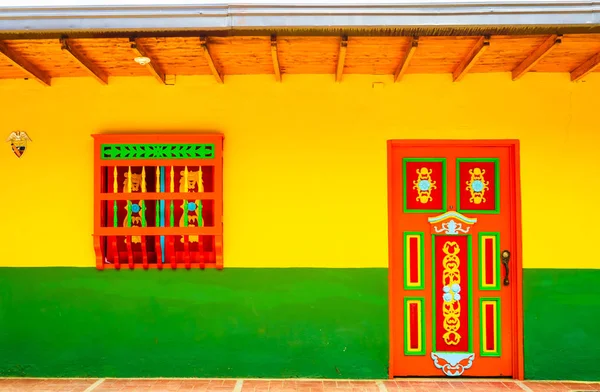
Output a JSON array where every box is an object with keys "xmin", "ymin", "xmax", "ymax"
[{"xmin": 92, "ymin": 134, "xmax": 224, "ymax": 270}]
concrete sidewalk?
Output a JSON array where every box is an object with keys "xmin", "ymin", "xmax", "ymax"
[{"xmin": 1, "ymin": 378, "xmax": 599, "ymax": 392}]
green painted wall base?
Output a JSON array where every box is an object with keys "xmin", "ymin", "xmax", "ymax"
[
  {"xmin": 1, "ymin": 268, "xmax": 599, "ymax": 380},
  {"xmin": 523, "ymin": 269, "xmax": 600, "ymax": 381},
  {"xmin": 0, "ymin": 268, "xmax": 387, "ymax": 378}
]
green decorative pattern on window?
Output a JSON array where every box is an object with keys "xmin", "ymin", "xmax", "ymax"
[{"xmin": 101, "ymin": 144, "xmax": 215, "ymax": 160}]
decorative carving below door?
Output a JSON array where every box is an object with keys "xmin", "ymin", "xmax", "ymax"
[{"xmin": 431, "ymin": 352, "xmax": 475, "ymax": 377}]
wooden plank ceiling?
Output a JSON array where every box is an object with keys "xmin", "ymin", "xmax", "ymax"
[{"xmin": 0, "ymin": 34, "xmax": 599, "ymax": 86}]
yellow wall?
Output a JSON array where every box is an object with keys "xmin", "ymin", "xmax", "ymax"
[{"xmin": 0, "ymin": 73, "xmax": 598, "ymax": 269}]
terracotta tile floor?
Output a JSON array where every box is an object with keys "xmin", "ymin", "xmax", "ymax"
[{"xmin": 0, "ymin": 379, "xmax": 599, "ymax": 392}]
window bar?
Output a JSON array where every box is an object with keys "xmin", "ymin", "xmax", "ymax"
[
  {"xmin": 154, "ymin": 239, "xmax": 163, "ymax": 268},
  {"xmin": 169, "ymin": 165, "xmax": 176, "ymax": 269},
  {"xmin": 169, "ymin": 166, "xmax": 175, "ymax": 227},
  {"xmin": 155, "ymin": 166, "xmax": 163, "ymax": 268},
  {"xmin": 112, "ymin": 166, "xmax": 121, "ymax": 269},
  {"xmin": 198, "ymin": 198, "xmax": 205, "ymax": 269},
  {"xmin": 113, "ymin": 166, "xmax": 119, "ymax": 228},
  {"xmin": 126, "ymin": 166, "xmax": 134, "ymax": 269},
  {"xmin": 197, "ymin": 166, "xmax": 205, "ymax": 268},
  {"xmin": 215, "ymin": 235, "xmax": 224, "ymax": 270},
  {"xmin": 183, "ymin": 166, "xmax": 191, "ymax": 269},
  {"xmin": 141, "ymin": 166, "xmax": 147, "ymax": 227},
  {"xmin": 160, "ymin": 166, "xmax": 166, "ymax": 264},
  {"xmin": 141, "ymin": 166, "xmax": 149, "ymax": 269},
  {"xmin": 155, "ymin": 166, "xmax": 160, "ymax": 227},
  {"xmin": 167, "ymin": 236, "xmax": 176, "ymax": 268},
  {"xmin": 127, "ymin": 166, "xmax": 132, "ymax": 227}
]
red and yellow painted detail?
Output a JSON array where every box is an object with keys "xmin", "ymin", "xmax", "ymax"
[
  {"xmin": 441, "ymin": 241, "xmax": 463, "ymax": 346},
  {"xmin": 457, "ymin": 159, "xmax": 499, "ymax": 214},
  {"xmin": 465, "ymin": 168, "xmax": 489, "ymax": 204},
  {"xmin": 412, "ymin": 167, "xmax": 437, "ymax": 204},
  {"xmin": 434, "ymin": 235, "xmax": 471, "ymax": 353},
  {"xmin": 123, "ymin": 165, "xmax": 144, "ymax": 244},
  {"xmin": 479, "ymin": 233, "xmax": 500, "ymax": 290},
  {"xmin": 179, "ymin": 166, "xmax": 204, "ymax": 243},
  {"xmin": 428, "ymin": 211, "xmax": 477, "ymax": 235},
  {"xmin": 403, "ymin": 158, "xmax": 446, "ymax": 212},
  {"xmin": 404, "ymin": 232, "xmax": 424, "ymax": 289},
  {"xmin": 480, "ymin": 298, "xmax": 501, "ymax": 356},
  {"xmin": 404, "ymin": 298, "xmax": 425, "ymax": 355}
]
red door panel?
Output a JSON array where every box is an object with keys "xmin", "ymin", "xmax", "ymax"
[{"xmin": 388, "ymin": 141, "xmax": 519, "ymax": 378}]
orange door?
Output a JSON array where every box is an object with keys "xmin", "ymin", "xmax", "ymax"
[{"xmin": 388, "ymin": 140, "xmax": 522, "ymax": 378}]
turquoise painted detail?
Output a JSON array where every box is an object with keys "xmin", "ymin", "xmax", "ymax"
[
  {"xmin": 431, "ymin": 352, "xmax": 475, "ymax": 377},
  {"xmin": 418, "ymin": 180, "xmax": 431, "ymax": 191},
  {"xmin": 443, "ymin": 283, "xmax": 461, "ymax": 302},
  {"xmin": 428, "ymin": 211, "xmax": 477, "ymax": 224},
  {"xmin": 434, "ymin": 220, "xmax": 471, "ymax": 235},
  {"xmin": 471, "ymin": 180, "xmax": 484, "ymax": 192}
]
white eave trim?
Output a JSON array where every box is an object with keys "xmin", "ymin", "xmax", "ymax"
[{"xmin": 0, "ymin": 1, "xmax": 598, "ymax": 33}]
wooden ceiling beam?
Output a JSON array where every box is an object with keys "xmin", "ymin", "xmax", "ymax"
[
  {"xmin": 570, "ymin": 52, "xmax": 600, "ymax": 82},
  {"xmin": 394, "ymin": 36, "xmax": 419, "ymax": 82},
  {"xmin": 512, "ymin": 34, "xmax": 562, "ymax": 81},
  {"xmin": 336, "ymin": 35, "xmax": 348, "ymax": 83},
  {"xmin": 130, "ymin": 38, "xmax": 165, "ymax": 84},
  {"xmin": 0, "ymin": 41, "xmax": 50, "ymax": 86},
  {"xmin": 60, "ymin": 38, "xmax": 108, "ymax": 85},
  {"xmin": 453, "ymin": 36, "xmax": 490, "ymax": 82},
  {"xmin": 200, "ymin": 37, "xmax": 223, "ymax": 84},
  {"xmin": 271, "ymin": 34, "xmax": 281, "ymax": 82}
]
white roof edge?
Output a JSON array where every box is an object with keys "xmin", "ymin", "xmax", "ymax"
[{"xmin": 0, "ymin": 1, "xmax": 598, "ymax": 33}]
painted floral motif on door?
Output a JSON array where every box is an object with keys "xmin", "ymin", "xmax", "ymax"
[
  {"xmin": 403, "ymin": 158, "xmax": 446, "ymax": 213},
  {"xmin": 457, "ymin": 159, "xmax": 499, "ymax": 214}
]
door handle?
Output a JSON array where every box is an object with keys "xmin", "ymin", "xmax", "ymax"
[{"xmin": 501, "ymin": 250, "xmax": 510, "ymax": 286}]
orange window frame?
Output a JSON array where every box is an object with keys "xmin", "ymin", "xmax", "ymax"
[{"xmin": 92, "ymin": 133, "xmax": 224, "ymax": 270}]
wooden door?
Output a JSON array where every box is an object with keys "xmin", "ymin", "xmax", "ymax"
[{"xmin": 388, "ymin": 140, "xmax": 523, "ymax": 378}]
